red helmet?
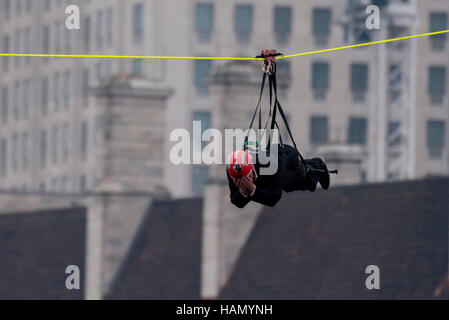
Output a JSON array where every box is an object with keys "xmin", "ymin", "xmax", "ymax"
[{"xmin": 227, "ymin": 151, "xmax": 256, "ymax": 180}]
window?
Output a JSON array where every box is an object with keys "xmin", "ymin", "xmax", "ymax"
[
  {"xmin": 1, "ymin": 86, "xmax": 8, "ymax": 124},
  {"xmin": 82, "ymin": 69, "xmax": 89, "ymax": 107},
  {"xmin": 40, "ymin": 130, "xmax": 47, "ymax": 169},
  {"xmin": 351, "ymin": 63, "xmax": 369, "ymax": 102},
  {"xmin": 348, "ymin": 117, "xmax": 367, "ymax": 145},
  {"xmin": 388, "ymin": 121, "xmax": 401, "ymax": 147},
  {"xmin": 13, "ymin": 81, "xmax": 20, "ymax": 120},
  {"xmin": 52, "ymin": 126, "xmax": 59, "ymax": 164},
  {"xmin": 63, "ymin": 71, "xmax": 71, "ymax": 109},
  {"xmin": 0, "ymin": 139, "xmax": 7, "ymax": 177},
  {"xmin": 235, "ymin": 5, "xmax": 253, "ymax": 42},
  {"xmin": 80, "ymin": 175, "xmax": 87, "ymax": 192},
  {"xmin": 41, "ymin": 78, "xmax": 49, "ymax": 115},
  {"xmin": 25, "ymin": 0, "xmax": 31, "ymax": 13},
  {"xmin": 4, "ymin": 0, "xmax": 11, "ymax": 21},
  {"xmin": 277, "ymin": 60, "xmax": 291, "ymax": 78},
  {"xmin": 22, "ymin": 79, "xmax": 29, "ymax": 118},
  {"xmin": 51, "ymin": 178, "xmax": 58, "ymax": 192},
  {"xmin": 3, "ymin": 35, "xmax": 10, "ymax": 73},
  {"xmin": 133, "ymin": 3, "xmax": 144, "ymax": 43},
  {"xmin": 430, "ymin": 13, "xmax": 447, "ymax": 51},
  {"xmin": 107, "ymin": 8, "xmax": 113, "ymax": 46},
  {"xmin": 389, "ymin": 64, "xmax": 401, "ymax": 87},
  {"xmin": 96, "ymin": 10, "xmax": 103, "ymax": 49},
  {"xmin": 53, "ymin": 73, "xmax": 60, "ymax": 111},
  {"xmin": 192, "ymin": 111, "xmax": 211, "ymax": 195},
  {"xmin": 62, "ymin": 123, "xmax": 69, "ymax": 162},
  {"xmin": 274, "ymin": 6, "xmax": 292, "ymax": 44},
  {"xmin": 194, "ymin": 60, "xmax": 212, "ymax": 95},
  {"xmin": 15, "ymin": 0, "xmax": 21, "ymax": 16},
  {"xmin": 95, "ymin": 63, "xmax": 102, "ymax": 81},
  {"xmin": 312, "ymin": 62, "xmax": 330, "ymax": 92},
  {"xmin": 427, "ymin": 120, "xmax": 445, "ymax": 151},
  {"xmin": 12, "ymin": 133, "xmax": 18, "ymax": 172},
  {"xmin": 310, "ymin": 116, "xmax": 328, "ymax": 145},
  {"xmin": 81, "ymin": 122, "xmax": 88, "ymax": 161},
  {"xmin": 42, "ymin": 25, "xmax": 50, "ymax": 61},
  {"xmin": 24, "ymin": 27, "xmax": 30, "ymax": 65},
  {"xmin": 193, "ymin": 111, "xmax": 211, "ymax": 151},
  {"xmin": 21, "ymin": 132, "xmax": 28, "ymax": 170},
  {"xmin": 105, "ymin": 60, "xmax": 113, "ymax": 78},
  {"xmin": 351, "ymin": 64, "xmax": 369, "ymax": 91},
  {"xmin": 313, "ymin": 8, "xmax": 331, "ymax": 44},
  {"xmin": 192, "ymin": 166, "xmax": 209, "ymax": 196},
  {"xmin": 132, "ymin": 59, "xmax": 143, "ymax": 75},
  {"xmin": 14, "ymin": 29, "xmax": 21, "ymax": 67},
  {"xmin": 428, "ymin": 66, "xmax": 446, "ymax": 105},
  {"xmin": 195, "ymin": 3, "xmax": 214, "ymax": 42},
  {"xmin": 83, "ymin": 16, "xmax": 91, "ymax": 51},
  {"xmin": 65, "ymin": 22, "xmax": 71, "ymax": 53},
  {"xmin": 60, "ymin": 176, "xmax": 69, "ymax": 193},
  {"xmin": 54, "ymin": 20, "xmax": 61, "ymax": 54}
]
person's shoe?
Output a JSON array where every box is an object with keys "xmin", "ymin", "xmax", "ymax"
[{"xmin": 317, "ymin": 157, "xmax": 330, "ymax": 190}]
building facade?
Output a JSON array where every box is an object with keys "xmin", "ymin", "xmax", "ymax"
[{"xmin": 0, "ymin": 0, "xmax": 448, "ymax": 198}]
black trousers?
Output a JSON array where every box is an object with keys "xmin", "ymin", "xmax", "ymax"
[{"xmin": 282, "ymin": 158, "xmax": 326, "ymax": 192}]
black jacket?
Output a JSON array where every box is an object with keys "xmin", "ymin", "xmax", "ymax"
[{"xmin": 227, "ymin": 162, "xmax": 283, "ymax": 208}]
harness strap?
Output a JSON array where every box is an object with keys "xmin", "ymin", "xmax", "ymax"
[
  {"xmin": 269, "ymin": 70, "xmax": 308, "ymax": 170},
  {"xmin": 244, "ymin": 72, "xmax": 267, "ymax": 151}
]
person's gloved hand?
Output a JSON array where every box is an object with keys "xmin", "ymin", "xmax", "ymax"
[
  {"xmin": 240, "ymin": 176, "xmax": 256, "ymax": 196},
  {"xmin": 232, "ymin": 177, "xmax": 248, "ymax": 197}
]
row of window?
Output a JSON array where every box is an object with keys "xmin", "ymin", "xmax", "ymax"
[
  {"xmin": 1, "ymin": 0, "xmax": 32, "ymax": 20},
  {"xmin": 195, "ymin": 3, "xmax": 448, "ymax": 47},
  {"xmin": 310, "ymin": 116, "xmax": 446, "ymax": 151},
  {"xmin": 192, "ymin": 59, "xmax": 447, "ymax": 102},
  {"xmin": 1, "ymin": 3, "xmax": 146, "ymax": 73},
  {"xmin": 2, "ymin": 8, "xmax": 114, "ymax": 72},
  {"xmin": 83, "ymin": 7, "xmax": 115, "ymax": 51},
  {"xmin": 1, "ymin": 58, "xmax": 164, "ymax": 124},
  {"xmin": 1, "ymin": 27, "xmax": 32, "ymax": 72},
  {"xmin": 2, "ymin": 0, "xmax": 79, "ymax": 20},
  {"xmin": 1, "ymin": 73, "xmax": 72, "ymax": 123},
  {"xmin": 7, "ymin": 174, "xmax": 87, "ymax": 194},
  {"xmin": 195, "ymin": 3, "xmax": 331, "ymax": 44},
  {"xmin": 0, "ymin": 122, "xmax": 88, "ymax": 177},
  {"xmin": 192, "ymin": 59, "xmax": 291, "ymax": 95},
  {"xmin": 37, "ymin": 174, "xmax": 87, "ymax": 193}
]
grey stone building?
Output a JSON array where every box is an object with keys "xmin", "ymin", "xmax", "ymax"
[{"xmin": 0, "ymin": 0, "xmax": 448, "ymax": 198}]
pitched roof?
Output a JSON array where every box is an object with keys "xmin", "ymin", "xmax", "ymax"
[
  {"xmin": 107, "ymin": 198, "xmax": 203, "ymax": 300},
  {"xmin": 0, "ymin": 207, "xmax": 87, "ymax": 300},
  {"xmin": 220, "ymin": 178, "xmax": 449, "ymax": 300}
]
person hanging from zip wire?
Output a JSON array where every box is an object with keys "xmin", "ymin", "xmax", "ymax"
[
  {"xmin": 226, "ymin": 146, "xmax": 331, "ymax": 209},
  {"xmin": 226, "ymin": 49, "xmax": 337, "ymax": 208}
]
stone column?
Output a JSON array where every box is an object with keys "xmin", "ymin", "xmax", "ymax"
[
  {"xmin": 91, "ymin": 74, "xmax": 173, "ymax": 296},
  {"xmin": 201, "ymin": 61, "xmax": 289, "ymax": 298}
]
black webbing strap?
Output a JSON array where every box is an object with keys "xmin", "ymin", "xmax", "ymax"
[
  {"xmin": 244, "ymin": 63, "xmax": 338, "ymax": 175},
  {"xmin": 274, "ymin": 121, "xmax": 283, "ymax": 146},
  {"xmin": 244, "ymin": 72, "xmax": 267, "ymax": 151},
  {"xmin": 275, "ymin": 100, "xmax": 307, "ymax": 168},
  {"xmin": 268, "ymin": 70, "xmax": 308, "ymax": 169}
]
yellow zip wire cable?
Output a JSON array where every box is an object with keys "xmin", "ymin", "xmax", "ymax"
[
  {"xmin": 277, "ymin": 29, "xmax": 449, "ymax": 59},
  {"xmin": 0, "ymin": 30, "xmax": 448, "ymax": 61}
]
